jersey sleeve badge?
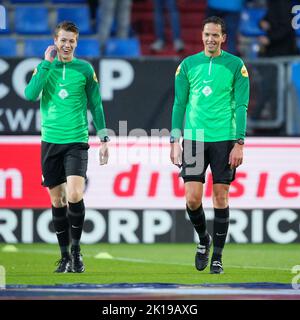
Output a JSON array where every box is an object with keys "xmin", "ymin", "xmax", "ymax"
[
  {"xmin": 241, "ymin": 65, "xmax": 249, "ymax": 77},
  {"xmin": 175, "ymin": 64, "xmax": 181, "ymax": 76},
  {"xmin": 93, "ymin": 72, "xmax": 98, "ymax": 83}
]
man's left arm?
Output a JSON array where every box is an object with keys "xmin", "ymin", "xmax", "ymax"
[
  {"xmin": 234, "ymin": 61, "xmax": 250, "ymax": 141},
  {"xmin": 86, "ymin": 65, "xmax": 109, "ymax": 165},
  {"xmin": 229, "ymin": 61, "xmax": 250, "ymax": 169},
  {"xmin": 86, "ymin": 65, "xmax": 107, "ymax": 138}
]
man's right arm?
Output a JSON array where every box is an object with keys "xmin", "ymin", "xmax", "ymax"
[
  {"xmin": 170, "ymin": 61, "xmax": 189, "ymax": 167},
  {"xmin": 171, "ymin": 61, "xmax": 189, "ymax": 139},
  {"xmin": 24, "ymin": 45, "xmax": 56, "ymax": 101},
  {"xmin": 24, "ymin": 60, "xmax": 51, "ymax": 101}
]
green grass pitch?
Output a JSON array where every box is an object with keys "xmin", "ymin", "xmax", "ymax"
[{"xmin": 1, "ymin": 243, "xmax": 298, "ymax": 285}]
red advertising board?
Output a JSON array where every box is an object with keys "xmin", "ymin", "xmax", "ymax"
[
  {"xmin": 0, "ymin": 139, "xmax": 50, "ymax": 208},
  {"xmin": 1, "ymin": 136, "xmax": 300, "ymax": 209}
]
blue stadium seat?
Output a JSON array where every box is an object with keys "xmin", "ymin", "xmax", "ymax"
[
  {"xmin": 104, "ymin": 38, "xmax": 141, "ymax": 57},
  {"xmin": 56, "ymin": 7, "xmax": 93, "ymax": 35},
  {"xmin": 0, "ymin": 28, "xmax": 10, "ymax": 35},
  {"xmin": 15, "ymin": 7, "xmax": 50, "ymax": 34},
  {"xmin": 0, "ymin": 38, "xmax": 17, "ymax": 57},
  {"xmin": 75, "ymin": 38, "xmax": 100, "ymax": 58},
  {"xmin": 239, "ymin": 8, "xmax": 267, "ymax": 37},
  {"xmin": 24, "ymin": 38, "xmax": 54, "ymax": 57},
  {"xmin": 24, "ymin": 38, "xmax": 100, "ymax": 58}
]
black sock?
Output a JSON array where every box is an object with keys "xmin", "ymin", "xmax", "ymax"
[
  {"xmin": 212, "ymin": 207, "xmax": 229, "ymax": 261},
  {"xmin": 186, "ymin": 204, "xmax": 209, "ymax": 245},
  {"xmin": 68, "ymin": 199, "xmax": 85, "ymax": 248},
  {"xmin": 52, "ymin": 206, "xmax": 69, "ymax": 257}
]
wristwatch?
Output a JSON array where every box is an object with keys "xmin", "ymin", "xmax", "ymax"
[
  {"xmin": 170, "ymin": 136, "xmax": 179, "ymax": 143},
  {"xmin": 100, "ymin": 136, "xmax": 110, "ymax": 142},
  {"xmin": 236, "ymin": 138, "xmax": 244, "ymax": 145}
]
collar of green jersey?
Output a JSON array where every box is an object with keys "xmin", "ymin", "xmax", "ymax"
[
  {"xmin": 53, "ymin": 56, "xmax": 76, "ymax": 65},
  {"xmin": 202, "ymin": 50, "xmax": 224, "ymax": 59}
]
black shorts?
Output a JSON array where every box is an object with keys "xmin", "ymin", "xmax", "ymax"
[
  {"xmin": 41, "ymin": 141, "xmax": 90, "ymax": 188},
  {"xmin": 180, "ymin": 140, "xmax": 236, "ymax": 184}
]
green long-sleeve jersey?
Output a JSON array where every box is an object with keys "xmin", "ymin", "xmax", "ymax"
[
  {"xmin": 25, "ymin": 57, "xmax": 107, "ymax": 144},
  {"xmin": 171, "ymin": 50, "xmax": 249, "ymax": 142}
]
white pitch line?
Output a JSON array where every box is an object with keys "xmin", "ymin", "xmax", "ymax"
[
  {"xmin": 113, "ymin": 257, "xmax": 292, "ymax": 271},
  {"xmin": 10, "ymin": 248, "xmax": 292, "ymax": 272}
]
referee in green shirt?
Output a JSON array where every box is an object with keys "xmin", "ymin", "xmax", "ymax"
[
  {"xmin": 25, "ymin": 21, "xmax": 109, "ymax": 273},
  {"xmin": 170, "ymin": 16, "xmax": 249, "ymax": 274}
]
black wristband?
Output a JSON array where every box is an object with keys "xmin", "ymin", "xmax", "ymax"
[
  {"xmin": 100, "ymin": 136, "xmax": 110, "ymax": 142},
  {"xmin": 170, "ymin": 136, "xmax": 179, "ymax": 143},
  {"xmin": 236, "ymin": 138, "xmax": 244, "ymax": 145}
]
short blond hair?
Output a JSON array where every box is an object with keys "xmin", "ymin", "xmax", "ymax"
[{"xmin": 54, "ymin": 21, "xmax": 79, "ymax": 38}]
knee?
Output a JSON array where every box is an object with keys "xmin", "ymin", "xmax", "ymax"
[
  {"xmin": 213, "ymin": 193, "xmax": 228, "ymax": 208},
  {"xmin": 68, "ymin": 190, "xmax": 83, "ymax": 203},
  {"xmin": 186, "ymin": 195, "xmax": 202, "ymax": 211},
  {"xmin": 51, "ymin": 195, "xmax": 67, "ymax": 208}
]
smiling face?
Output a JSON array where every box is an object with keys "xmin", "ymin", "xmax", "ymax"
[
  {"xmin": 54, "ymin": 29, "xmax": 78, "ymax": 62},
  {"xmin": 202, "ymin": 23, "xmax": 226, "ymax": 57}
]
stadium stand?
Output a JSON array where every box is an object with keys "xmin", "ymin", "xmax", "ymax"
[
  {"xmin": 56, "ymin": 6, "xmax": 93, "ymax": 35},
  {"xmin": 0, "ymin": 37, "xmax": 17, "ymax": 57},
  {"xmin": 239, "ymin": 7, "xmax": 266, "ymax": 37},
  {"xmin": 2, "ymin": 0, "xmax": 298, "ymax": 59},
  {"xmin": 76, "ymin": 38, "xmax": 101, "ymax": 58},
  {"xmin": 15, "ymin": 6, "xmax": 51, "ymax": 34},
  {"xmin": 0, "ymin": 0, "xmax": 146, "ymax": 58},
  {"xmin": 104, "ymin": 37, "xmax": 141, "ymax": 57},
  {"xmin": 10, "ymin": 0, "xmax": 43, "ymax": 3},
  {"xmin": 51, "ymin": 0, "xmax": 85, "ymax": 3},
  {"xmin": 24, "ymin": 38, "xmax": 53, "ymax": 57},
  {"xmin": 132, "ymin": 0, "xmax": 206, "ymax": 56}
]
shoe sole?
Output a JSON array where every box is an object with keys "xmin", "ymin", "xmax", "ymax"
[
  {"xmin": 54, "ymin": 262, "xmax": 72, "ymax": 273},
  {"xmin": 72, "ymin": 268, "xmax": 85, "ymax": 273},
  {"xmin": 195, "ymin": 258, "xmax": 209, "ymax": 271},
  {"xmin": 195, "ymin": 235, "xmax": 212, "ymax": 271},
  {"xmin": 72, "ymin": 265, "xmax": 85, "ymax": 273},
  {"xmin": 71, "ymin": 253, "xmax": 84, "ymax": 273}
]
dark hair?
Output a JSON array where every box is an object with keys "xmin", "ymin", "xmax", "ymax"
[
  {"xmin": 202, "ymin": 16, "xmax": 226, "ymax": 34},
  {"xmin": 54, "ymin": 21, "xmax": 79, "ymax": 37}
]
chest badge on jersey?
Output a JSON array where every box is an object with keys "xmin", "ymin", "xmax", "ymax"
[
  {"xmin": 58, "ymin": 89, "xmax": 69, "ymax": 99},
  {"xmin": 202, "ymin": 85, "xmax": 212, "ymax": 97}
]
